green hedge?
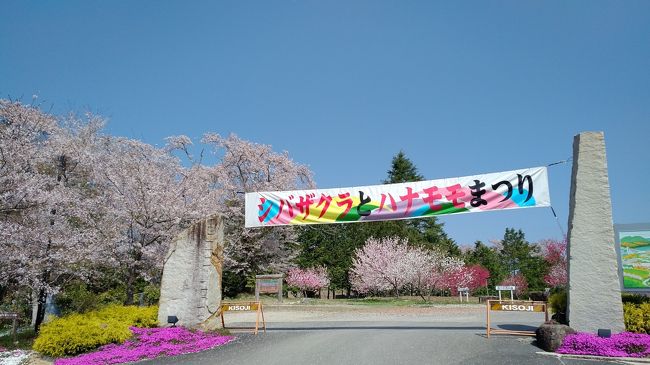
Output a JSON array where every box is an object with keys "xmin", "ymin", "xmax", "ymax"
[
  {"xmin": 33, "ymin": 305, "xmax": 158, "ymax": 357},
  {"xmin": 624, "ymin": 303, "xmax": 650, "ymax": 334}
]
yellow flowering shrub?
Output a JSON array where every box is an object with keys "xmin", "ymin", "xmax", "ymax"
[
  {"xmin": 33, "ymin": 305, "xmax": 158, "ymax": 357},
  {"xmin": 624, "ymin": 303, "xmax": 650, "ymax": 334}
]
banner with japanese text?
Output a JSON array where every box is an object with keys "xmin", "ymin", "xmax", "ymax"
[{"xmin": 245, "ymin": 166, "xmax": 550, "ymax": 228}]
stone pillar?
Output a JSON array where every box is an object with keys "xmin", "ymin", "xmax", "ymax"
[
  {"xmin": 157, "ymin": 214, "xmax": 224, "ymax": 328},
  {"xmin": 566, "ymin": 132, "xmax": 624, "ymax": 333}
]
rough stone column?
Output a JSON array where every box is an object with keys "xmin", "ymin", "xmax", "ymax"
[
  {"xmin": 566, "ymin": 132, "xmax": 624, "ymax": 333},
  {"xmin": 157, "ymin": 214, "xmax": 224, "ymax": 328}
]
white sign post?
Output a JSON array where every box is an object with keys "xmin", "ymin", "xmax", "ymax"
[
  {"xmin": 495, "ymin": 285, "xmax": 516, "ymax": 301},
  {"xmin": 457, "ymin": 287, "xmax": 469, "ymax": 302}
]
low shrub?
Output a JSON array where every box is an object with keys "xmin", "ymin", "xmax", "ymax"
[
  {"xmin": 55, "ymin": 284, "xmax": 127, "ymax": 315},
  {"xmin": 548, "ymin": 289, "xmax": 567, "ymax": 324},
  {"xmin": 622, "ymin": 294, "xmax": 650, "ymax": 305},
  {"xmin": 624, "ymin": 303, "xmax": 650, "ymax": 334},
  {"xmin": 33, "ymin": 305, "xmax": 157, "ymax": 357}
]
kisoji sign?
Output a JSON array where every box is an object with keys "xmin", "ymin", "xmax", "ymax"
[{"xmin": 245, "ymin": 166, "xmax": 550, "ymax": 228}]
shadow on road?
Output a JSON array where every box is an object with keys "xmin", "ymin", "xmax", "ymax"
[{"xmin": 496, "ymin": 324, "xmax": 538, "ymax": 332}]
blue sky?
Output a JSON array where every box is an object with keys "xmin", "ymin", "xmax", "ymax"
[{"xmin": 2, "ymin": 1, "xmax": 649, "ymax": 246}]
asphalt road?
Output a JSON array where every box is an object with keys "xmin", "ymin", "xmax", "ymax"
[{"xmin": 139, "ymin": 306, "xmax": 623, "ymax": 365}]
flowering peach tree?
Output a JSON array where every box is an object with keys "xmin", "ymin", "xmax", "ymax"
[
  {"xmin": 499, "ymin": 273, "xmax": 528, "ymax": 297},
  {"xmin": 540, "ymin": 238, "xmax": 567, "ymax": 287},
  {"xmin": 285, "ymin": 266, "xmax": 330, "ymax": 297}
]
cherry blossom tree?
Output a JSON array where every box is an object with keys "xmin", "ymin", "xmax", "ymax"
[
  {"xmin": 285, "ymin": 266, "xmax": 330, "ymax": 297},
  {"xmin": 350, "ymin": 236, "xmax": 467, "ymax": 300},
  {"xmin": 540, "ymin": 238, "xmax": 567, "ymax": 287},
  {"xmin": 89, "ymin": 136, "xmax": 219, "ymax": 303},
  {"xmin": 0, "ymin": 101, "xmax": 103, "ymax": 331},
  {"xmin": 200, "ymin": 133, "xmax": 315, "ymax": 277},
  {"xmin": 350, "ymin": 236, "xmax": 413, "ymax": 297}
]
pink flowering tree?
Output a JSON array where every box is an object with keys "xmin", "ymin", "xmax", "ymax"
[
  {"xmin": 445, "ymin": 265, "xmax": 490, "ymax": 295},
  {"xmin": 285, "ymin": 267, "xmax": 330, "ymax": 298},
  {"xmin": 421, "ymin": 255, "xmax": 466, "ymax": 300},
  {"xmin": 0, "ymin": 101, "xmax": 316, "ymax": 330},
  {"xmin": 199, "ymin": 133, "xmax": 315, "ymax": 277},
  {"xmin": 350, "ymin": 236, "xmax": 413, "ymax": 297},
  {"xmin": 0, "ymin": 101, "xmax": 106, "ymax": 331},
  {"xmin": 89, "ymin": 136, "xmax": 219, "ymax": 304},
  {"xmin": 465, "ymin": 265, "xmax": 490, "ymax": 293},
  {"xmin": 350, "ymin": 236, "xmax": 466, "ymax": 301},
  {"xmin": 499, "ymin": 274, "xmax": 528, "ymax": 297},
  {"xmin": 540, "ymin": 238, "xmax": 567, "ymax": 287}
]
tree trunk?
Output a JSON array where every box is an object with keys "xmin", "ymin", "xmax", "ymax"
[
  {"xmin": 34, "ymin": 288, "xmax": 47, "ymax": 333},
  {"xmin": 125, "ymin": 273, "xmax": 135, "ymax": 305}
]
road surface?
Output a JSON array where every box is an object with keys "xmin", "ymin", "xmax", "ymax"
[{"xmin": 140, "ymin": 304, "xmax": 625, "ymax": 365}]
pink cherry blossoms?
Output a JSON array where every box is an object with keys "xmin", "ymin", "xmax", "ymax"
[
  {"xmin": 540, "ymin": 238, "xmax": 568, "ymax": 287},
  {"xmin": 0, "ymin": 100, "xmax": 315, "ymax": 330},
  {"xmin": 285, "ymin": 267, "xmax": 330, "ymax": 296},
  {"xmin": 349, "ymin": 236, "xmax": 473, "ymax": 300}
]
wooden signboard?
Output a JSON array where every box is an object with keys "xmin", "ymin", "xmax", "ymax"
[
  {"xmin": 217, "ymin": 301, "xmax": 266, "ymax": 335},
  {"xmin": 255, "ymin": 274, "xmax": 283, "ymax": 302},
  {"xmin": 0, "ymin": 312, "xmax": 19, "ymax": 342},
  {"xmin": 486, "ymin": 300, "xmax": 548, "ymax": 338}
]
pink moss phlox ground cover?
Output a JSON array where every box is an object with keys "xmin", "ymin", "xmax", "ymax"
[
  {"xmin": 54, "ymin": 327, "xmax": 233, "ymax": 365},
  {"xmin": 557, "ymin": 332, "xmax": 650, "ymax": 358}
]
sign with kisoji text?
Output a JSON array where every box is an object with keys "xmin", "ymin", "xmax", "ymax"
[
  {"xmin": 245, "ymin": 167, "xmax": 550, "ymax": 227},
  {"xmin": 490, "ymin": 302, "xmax": 546, "ymax": 313},
  {"xmin": 221, "ymin": 303, "xmax": 260, "ymax": 312}
]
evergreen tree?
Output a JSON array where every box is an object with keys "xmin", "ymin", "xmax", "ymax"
[
  {"xmin": 380, "ymin": 150, "xmax": 459, "ymax": 255},
  {"xmin": 383, "ymin": 150, "xmax": 424, "ymax": 184},
  {"xmin": 295, "ymin": 150, "xmax": 459, "ymax": 295},
  {"xmin": 498, "ymin": 228, "xmax": 548, "ymax": 291},
  {"xmin": 464, "ymin": 240, "xmax": 505, "ymax": 287}
]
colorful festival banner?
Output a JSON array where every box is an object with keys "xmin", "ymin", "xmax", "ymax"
[{"xmin": 245, "ymin": 166, "xmax": 550, "ymax": 228}]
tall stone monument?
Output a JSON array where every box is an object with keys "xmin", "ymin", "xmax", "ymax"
[
  {"xmin": 566, "ymin": 132, "xmax": 624, "ymax": 333},
  {"xmin": 157, "ymin": 214, "xmax": 224, "ymax": 328}
]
